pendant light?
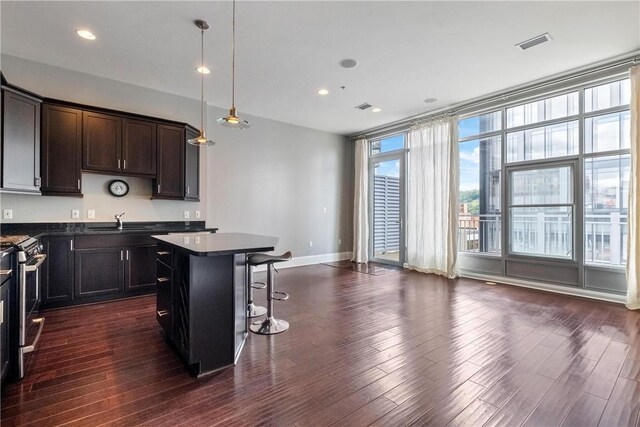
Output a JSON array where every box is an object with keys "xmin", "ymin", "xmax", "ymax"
[
  {"xmin": 218, "ymin": 0, "xmax": 250, "ymax": 129},
  {"xmin": 188, "ymin": 20, "xmax": 215, "ymax": 146}
]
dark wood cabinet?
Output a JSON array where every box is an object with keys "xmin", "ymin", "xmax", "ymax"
[
  {"xmin": 125, "ymin": 245, "xmax": 157, "ymax": 292},
  {"xmin": 156, "ymin": 247, "xmax": 173, "ymax": 341},
  {"xmin": 123, "ymin": 119, "xmax": 156, "ymax": 176},
  {"xmin": 0, "ymin": 271, "xmax": 10, "ymax": 384},
  {"xmin": 184, "ymin": 127, "xmax": 200, "ymax": 201},
  {"xmin": 75, "ymin": 248, "xmax": 124, "ymax": 298},
  {"xmin": 41, "ymin": 104, "xmax": 82, "ymax": 196},
  {"xmin": 82, "ymin": 111, "xmax": 122, "ymax": 173},
  {"xmin": 154, "ymin": 124, "xmax": 185, "ymax": 199},
  {"xmin": 1, "ymin": 87, "xmax": 41, "ymax": 193},
  {"xmin": 41, "ymin": 235, "xmax": 75, "ymax": 307}
]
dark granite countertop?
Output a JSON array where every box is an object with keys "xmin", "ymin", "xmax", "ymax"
[
  {"xmin": 153, "ymin": 232, "xmax": 278, "ymax": 256},
  {"xmin": 1, "ymin": 221, "xmax": 218, "ymax": 239}
]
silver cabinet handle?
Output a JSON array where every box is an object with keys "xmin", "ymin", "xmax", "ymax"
[
  {"xmin": 23, "ymin": 317, "xmax": 45, "ymax": 353},
  {"xmin": 123, "ymin": 159, "xmax": 127, "ymax": 170},
  {"xmin": 70, "ymin": 240, "xmax": 74, "ymax": 251},
  {"xmin": 126, "ymin": 250, "xmax": 129, "ymax": 261},
  {"xmin": 157, "ymin": 277, "xmax": 169, "ymax": 282},
  {"xmin": 120, "ymin": 250, "xmax": 123, "ymax": 261},
  {"xmin": 157, "ymin": 184, "xmax": 161, "ymax": 193},
  {"xmin": 77, "ymin": 179, "xmax": 81, "ymax": 190},
  {"xmin": 157, "ymin": 310, "xmax": 169, "ymax": 317},
  {"xmin": 118, "ymin": 159, "xmax": 121, "ymax": 169},
  {"xmin": 25, "ymin": 254, "xmax": 46, "ymax": 272},
  {"xmin": 157, "ymin": 251, "xmax": 170, "ymax": 255},
  {"xmin": 186, "ymin": 186, "xmax": 190, "ymax": 195}
]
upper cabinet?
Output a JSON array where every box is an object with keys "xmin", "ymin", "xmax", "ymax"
[
  {"xmin": 184, "ymin": 127, "xmax": 200, "ymax": 201},
  {"xmin": 83, "ymin": 112, "xmax": 157, "ymax": 177},
  {"xmin": 41, "ymin": 103, "xmax": 82, "ymax": 196},
  {"xmin": 1, "ymin": 86, "xmax": 42, "ymax": 194},
  {"xmin": 154, "ymin": 124, "xmax": 185, "ymax": 199}
]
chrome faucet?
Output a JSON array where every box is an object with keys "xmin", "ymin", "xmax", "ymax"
[{"xmin": 115, "ymin": 212, "xmax": 125, "ymax": 230}]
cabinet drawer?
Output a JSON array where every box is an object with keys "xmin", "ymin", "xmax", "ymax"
[
  {"xmin": 156, "ymin": 244, "xmax": 173, "ymax": 266},
  {"xmin": 75, "ymin": 233, "xmax": 156, "ymax": 249}
]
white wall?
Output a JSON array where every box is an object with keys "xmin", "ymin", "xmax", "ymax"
[
  {"xmin": 0, "ymin": 55, "xmax": 355, "ymax": 257},
  {"xmin": 0, "ymin": 54, "xmax": 207, "ymax": 223}
]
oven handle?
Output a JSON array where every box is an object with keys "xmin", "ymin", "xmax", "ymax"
[
  {"xmin": 25, "ymin": 254, "xmax": 47, "ymax": 272},
  {"xmin": 22, "ymin": 317, "xmax": 45, "ymax": 353}
]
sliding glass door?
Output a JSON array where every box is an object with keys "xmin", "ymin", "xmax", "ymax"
[{"xmin": 369, "ymin": 134, "xmax": 406, "ymax": 266}]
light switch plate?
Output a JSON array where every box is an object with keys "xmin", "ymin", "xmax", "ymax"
[
  {"xmin": 71, "ymin": 209, "xmax": 80, "ymax": 219},
  {"xmin": 87, "ymin": 210, "xmax": 96, "ymax": 219},
  {"xmin": 2, "ymin": 209, "xmax": 12, "ymax": 220},
  {"xmin": 183, "ymin": 210, "xmax": 190, "ymax": 219},
  {"xmin": 195, "ymin": 210, "xmax": 201, "ymax": 219}
]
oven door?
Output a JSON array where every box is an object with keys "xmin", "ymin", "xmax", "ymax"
[{"xmin": 19, "ymin": 253, "xmax": 46, "ymax": 378}]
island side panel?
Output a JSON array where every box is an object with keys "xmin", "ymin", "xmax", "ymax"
[
  {"xmin": 234, "ymin": 253, "xmax": 248, "ymax": 361},
  {"xmin": 189, "ymin": 253, "xmax": 236, "ymax": 374}
]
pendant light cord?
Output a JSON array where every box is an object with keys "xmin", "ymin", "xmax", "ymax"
[
  {"xmin": 231, "ymin": 0, "xmax": 236, "ymax": 109},
  {"xmin": 200, "ymin": 25, "xmax": 205, "ymax": 132}
]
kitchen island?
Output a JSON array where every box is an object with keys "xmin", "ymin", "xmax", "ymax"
[{"xmin": 152, "ymin": 232, "xmax": 278, "ymax": 376}]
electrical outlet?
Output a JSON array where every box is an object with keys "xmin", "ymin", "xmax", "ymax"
[
  {"xmin": 195, "ymin": 210, "xmax": 201, "ymax": 219},
  {"xmin": 338, "ymin": 238, "xmax": 342, "ymax": 246},
  {"xmin": 2, "ymin": 209, "xmax": 12, "ymax": 220},
  {"xmin": 309, "ymin": 241, "xmax": 313, "ymax": 248},
  {"xmin": 87, "ymin": 210, "xmax": 96, "ymax": 219},
  {"xmin": 322, "ymin": 207, "xmax": 327, "ymax": 213},
  {"xmin": 184, "ymin": 210, "xmax": 190, "ymax": 219},
  {"xmin": 71, "ymin": 209, "xmax": 80, "ymax": 219}
]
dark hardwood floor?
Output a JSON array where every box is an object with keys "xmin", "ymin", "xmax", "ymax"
[{"xmin": 2, "ymin": 262, "xmax": 640, "ymax": 426}]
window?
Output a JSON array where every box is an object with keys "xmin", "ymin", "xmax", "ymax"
[
  {"xmin": 370, "ymin": 134, "xmax": 404, "ymax": 155},
  {"xmin": 458, "ymin": 112, "xmax": 501, "ymax": 254},
  {"xmin": 508, "ymin": 166, "xmax": 574, "ymax": 259},
  {"xmin": 458, "ymin": 74, "xmax": 631, "ymax": 277}
]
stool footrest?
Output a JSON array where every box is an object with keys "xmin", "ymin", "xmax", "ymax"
[
  {"xmin": 272, "ymin": 291, "xmax": 289, "ymax": 301},
  {"xmin": 251, "ymin": 281, "xmax": 266, "ymax": 289}
]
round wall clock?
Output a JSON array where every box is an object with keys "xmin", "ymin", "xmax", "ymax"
[{"xmin": 108, "ymin": 179, "xmax": 129, "ymax": 197}]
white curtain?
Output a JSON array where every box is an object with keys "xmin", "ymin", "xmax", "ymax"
[
  {"xmin": 627, "ymin": 65, "xmax": 640, "ymax": 310},
  {"xmin": 352, "ymin": 138, "xmax": 369, "ymax": 263},
  {"xmin": 407, "ymin": 116, "xmax": 459, "ymax": 278}
]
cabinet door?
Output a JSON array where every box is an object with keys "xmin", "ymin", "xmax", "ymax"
[
  {"xmin": 123, "ymin": 119, "xmax": 156, "ymax": 176},
  {"xmin": 82, "ymin": 111, "xmax": 122, "ymax": 173},
  {"xmin": 75, "ymin": 248, "xmax": 124, "ymax": 298},
  {"xmin": 125, "ymin": 245, "xmax": 157, "ymax": 293},
  {"xmin": 41, "ymin": 235, "xmax": 75, "ymax": 306},
  {"xmin": 155, "ymin": 124, "xmax": 184, "ymax": 198},
  {"xmin": 1, "ymin": 89, "xmax": 41, "ymax": 192},
  {"xmin": 0, "ymin": 280, "xmax": 9, "ymax": 383},
  {"xmin": 184, "ymin": 128, "xmax": 200, "ymax": 200},
  {"xmin": 41, "ymin": 104, "xmax": 82, "ymax": 195}
]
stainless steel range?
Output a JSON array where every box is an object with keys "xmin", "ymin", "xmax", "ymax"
[{"xmin": 1, "ymin": 235, "xmax": 46, "ymax": 379}]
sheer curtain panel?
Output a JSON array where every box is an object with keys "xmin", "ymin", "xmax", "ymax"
[
  {"xmin": 407, "ymin": 117, "xmax": 459, "ymax": 278},
  {"xmin": 627, "ymin": 65, "xmax": 640, "ymax": 310},
  {"xmin": 352, "ymin": 138, "xmax": 369, "ymax": 263}
]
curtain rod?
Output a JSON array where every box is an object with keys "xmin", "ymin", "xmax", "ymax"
[{"xmin": 350, "ymin": 53, "xmax": 640, "ymax": 141}]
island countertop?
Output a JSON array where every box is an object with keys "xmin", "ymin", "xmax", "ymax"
[{"xmin": 152, "ymin": 232, "xmax": 278, "ymax": 256}]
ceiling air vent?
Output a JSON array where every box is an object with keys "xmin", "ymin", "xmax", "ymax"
[
  {"xmin": 516, "ymin": 33, "xmax": 552, "ymax": 51},
  {"xmin": 355, "ymin": 103, "xmax": 373, "ymax": 110}
]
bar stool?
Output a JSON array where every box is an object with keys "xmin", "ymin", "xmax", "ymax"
[
  {"xmin": 246, "ymin": 257, "xmax": 267, "ymax": 318},
  {"xmin": 247, "ymin": 251, "xmax": 292, "ymax": 335}
]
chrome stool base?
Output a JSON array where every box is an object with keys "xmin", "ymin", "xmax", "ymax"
[
  {"xmin": 248, "ymin": 303, "xmax": 267, "ymax": 318},
  {"xmin": 250, "ymin": 316, "xmax": 290, "ymax": 335}
]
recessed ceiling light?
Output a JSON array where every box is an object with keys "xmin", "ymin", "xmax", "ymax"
[
  {"xmin": 424, "ymin": 98, "xmax": 438, "ymax": 104},
  {"xmin": 318, "ymin": 89, "xmax": 329, "ymax": 95},
  {"xmin": 76, "ymin": 30, "xmax": 96, "ymax": 40},
  {"xmin": 372, "ymin": 108, "xmax": 382, "ymax": 113},
  {"xmin": 196, "ymin": 66, "xmax": 210, "ymax": 74},
  {"xmin": 339, "ymin": 58, "xmax": 358, "ymax": 69}
]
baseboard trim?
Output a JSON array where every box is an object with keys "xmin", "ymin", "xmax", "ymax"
[
  {"xmin": 252, "ymin": 251, "xmax": 353, "ymax": 272},
  {"xmin": 461, "ymin": 271, "xmax": 626, "ymax": 305}
]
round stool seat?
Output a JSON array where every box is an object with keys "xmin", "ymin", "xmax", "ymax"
[{"xmin": 248, "ymin": 251, "xmax": 292, "ymax": 266}]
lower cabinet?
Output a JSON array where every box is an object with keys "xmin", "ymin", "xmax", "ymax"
[
  {"xmin": 0, "ymin": 277, "xmax": 10, "ymax": 384},
  {"xmin": 156, "ymin": 250, "xmax": 173, "ymax": 341},
  {"xmin": 42, "ymin": 233, "xmax": 158, "ymax": 309}
]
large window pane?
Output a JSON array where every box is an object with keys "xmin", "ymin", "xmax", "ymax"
[
  {"xmin": 585, "ymin": 111, "xmax": 630, "ymax": 153},
  {"xmin": 373, "ymin": 158, "xmax": 401, "ymax": 262},
  {"xmin": 511, "ymin": 166, "xmax": 573, "ymax": 205},
  {"xmin": 585, "ymin": 79, "xmax": 631, "ymax": 113},
  {"xmin": 584, "ymin": 155, "xmax": 630, "ymax": 266},
  {"xmin": 458, "ymin": 135, "xmax": 501, "ymax": 254},
  {"xmin": 510, "ymin": 206, "xmax": 573, "ymax": 258},
  {"xmin": 371, "ymin": 134, "xmax": 404, "ymax": 155},
  {"xmin": 506, "ymin": 92, "xmax": 578, "ymax": 128},
  {"xmin": 506, "ymin": 121, "xmax": 578, "ymax": 163},
  {"xmin": 459, "ymin": 111, "xmax": 501, "ymax": 139}
]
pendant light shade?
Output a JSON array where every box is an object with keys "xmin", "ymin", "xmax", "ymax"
[
  {"xmin": 188, "ymin": 19, "xmax": 215, "ymax": 147},
  {"xmin": 218, "ymin": 0, "xmax": 250, "ymax": 129}
]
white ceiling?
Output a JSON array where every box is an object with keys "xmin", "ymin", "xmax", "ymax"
[{"xmin": 1, "ymin": 1, "xmax": 639, "ymax": 135}]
